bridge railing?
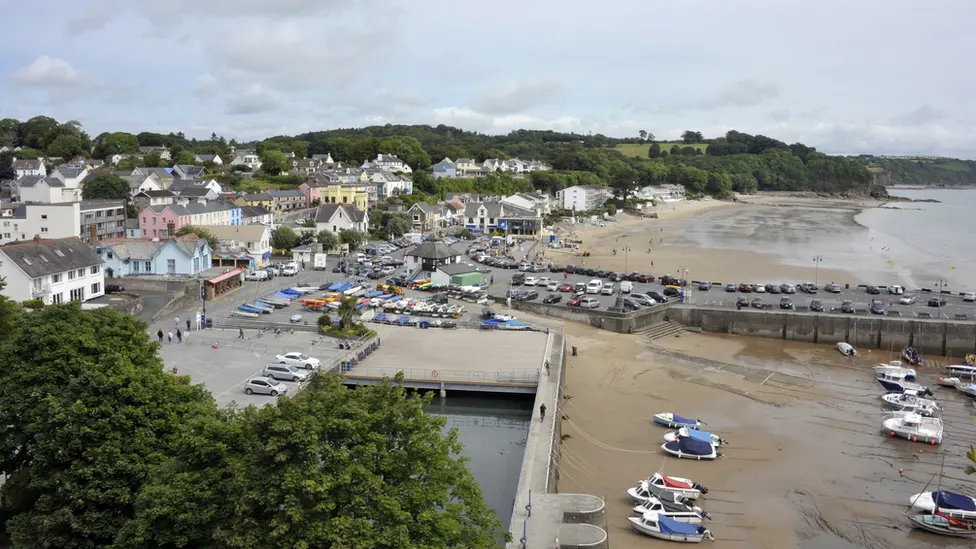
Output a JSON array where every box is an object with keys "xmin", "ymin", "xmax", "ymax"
[{"xmin": 342, "ymin": 366, "xmax": 539, "ymax": 385}]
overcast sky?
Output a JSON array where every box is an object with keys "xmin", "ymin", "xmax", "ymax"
[{"xmin": 2, "ymin": 0, "xmax": 973, "ymax": 157}]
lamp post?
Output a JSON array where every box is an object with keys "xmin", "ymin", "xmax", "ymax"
[
  {"xmin": 813, "ymin": 256, "xmax": 823, "ymax": 288},
  {"xmin": 936, "ymin": 279, "xmax": 948, "ymax": 317},
  {"xmin": 684, "ymin": 267, "xmax": 691, "ymax": 304}
]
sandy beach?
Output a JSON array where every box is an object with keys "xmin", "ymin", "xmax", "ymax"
[
  {"xmin": 543, "ymin": 315, "xmax": 972, "ymax": 549},
  {"xmin": 545, "ymin": 195, "xmax": 909, "ymax": 289}
]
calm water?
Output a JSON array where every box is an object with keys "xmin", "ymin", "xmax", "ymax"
[{"xmin": 427, "ymin": 394, "xmax": 533, "ymax": 529}]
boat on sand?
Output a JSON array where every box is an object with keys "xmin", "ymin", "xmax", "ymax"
[
  {"xmin": 910, "ymin": 491, "xmax": 976, "ymax": 519},
  {"xmin": 627, "ymin": 472, "xmax": 708, "ymax": 501},
  {"xmin": 882, "ymin": 412, "xmax": 943, "ymax": 444},
  {"xmin": 653, "ymin": 413, "xmax": 704, "ymax": 430},
  {"xmin": 628, "ymin": 511, "xmax": 715, "ymax": 542},
  {"xmin": 661, "ymin": 438, "xmax": 721, "ymax": 460},
  {"xmin": 881, "ymin": 391, "xmax": 940, "ymax": 417},
  {"xmin": 906, "ymin": 512, "xmax": 976, "ymax": 537},
  {"xmin": 633, "ymin": 497, "xmax": 710, "ymax": 523},
  {"xmin": 663, "ymin": 427, "xmax": 728, "ymax": 446}
]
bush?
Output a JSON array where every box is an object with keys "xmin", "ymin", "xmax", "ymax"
[
  {"xmin": 21, "ymin": 299, "xmax": 44, "ymax": 309},
  {"xmin": 317, "ymin": 313, "xmax": 331, "ymax": 329},
  {"xmin": 320, "ymin": 322, "xmax": 376, "ymax": 339}
]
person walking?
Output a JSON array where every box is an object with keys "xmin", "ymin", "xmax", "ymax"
[
  {"xmin": 167, "ymin": 331, "xmax": 173, "ymax": 343},
  {"xmin": 157, "ymin": 329, "xmax": 164, "ymax": 343},
  {"xmin": 186, "ymin": 318, "xmax": 191, "ymax": 332},
  {"xmin": 174, "ymin": 317, "xmax": 180, "ymax": 330},
  {"xmin": 539, "ymin": 403, "xmax": 547, "ymax": 422},
  {"xmin": 176, "ymin": 329, "xmax": 182, "ymax": 343},
  {"xmin": 238, "ymin": 327, "xmax": 245, "ymax": 339},
  {"xmin": 544, "ymin": 361, "xmax": 550, "ymax": 376}
]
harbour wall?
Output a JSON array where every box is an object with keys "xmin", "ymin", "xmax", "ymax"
[{"xmin": 669, "ymin": 306, "xmax": 976, "ymax": 357}]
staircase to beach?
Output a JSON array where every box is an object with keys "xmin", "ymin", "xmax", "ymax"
[{"xmin": 635, "ymin": 320, "xmax": 687, "ymax": 341}]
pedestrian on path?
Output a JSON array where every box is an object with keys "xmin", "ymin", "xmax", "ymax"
[
  {"xmin": 539, "ymin": 403, "xmax": 546, "ymax": 422},
  {"xmin": 238, "ymin": 328, "xmax": 245, "ymax": 339},
  {"xmin": 174, "ymin": 316, "xmax": 180, "ymax": 328},
  {"xmin": 176, "ymin": 329, "xmax": 182, "ymax": 343},
  {"xmin": 186, "ymin": 318, "xmax": 191, "ymax": 332},
  {"xmin": 167, "ymin": 331, "xmax": 173, "ymax": 343},
  {"xmin": 157, "ymin": 329, "xmax": 164, "ymax": 343},
  {"xmin": 544, "ymin": 361, "xmax": 550, "ymax": 376}
]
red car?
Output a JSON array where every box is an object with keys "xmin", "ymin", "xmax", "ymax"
[
  {"xmin": 638, "ymin": 274, "xmax": 654, "ymax": 283},
  {"xmin": 568, "ymin": 296, "xmax": 583, "ymax": 307},
  {"xmin": 558, "ymin": 283, "xmax": 574, "ymax": 292}
]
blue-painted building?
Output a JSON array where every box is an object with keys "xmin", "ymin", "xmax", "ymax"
[
  {"xmin": 94, "ymin": 236, "xmax": 213, "ymax": 278},
  {"xmin": 432, "ymin": 158, "xmax": 457, "ymax": 179},
  {"xmin": 229, "ymin": 205, "xmax": 243, "ymax": 225}
]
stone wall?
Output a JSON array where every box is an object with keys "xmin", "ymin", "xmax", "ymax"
[{"xmin": 506, "ymin": 299, "xmax": 675, "ymax": 333}]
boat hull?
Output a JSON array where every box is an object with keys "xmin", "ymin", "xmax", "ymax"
[
  {"xmin": 632, "ymin": 506, "xmax": 703, "ymax": 524},
  {"xmin": 663, "ymin": 431, "xmax": 725, "ymax": 446},
  {"xmin": 661, "ymin": 442, "xmax": 720, "ymax": 460},
  {"xmin": 909, "ymin": 492, "xmax": 976, "ymax": 518},
  {"xmin": 653, "ymin": 414, "xmax": 702, "ymax": 430},
  {"xmin": 906, "ymin": 514, "xmax": 976, "ymax": 537},
  {"xmin": 882, "ymin": 419, "xmax": 943, "ymax": 445},
  {"xmin": 628, "ymin": 518, "xmax": 708, "ymax": 543}
]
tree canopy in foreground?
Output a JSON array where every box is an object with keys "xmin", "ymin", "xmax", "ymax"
[{"xmin": 0, "ymin": 303, "xmax": 502, "ymax": 549}]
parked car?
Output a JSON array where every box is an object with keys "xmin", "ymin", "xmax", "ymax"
[
  {"xmin": 663, "ymin": 286, "xmax": 681, "ymax": 297},
  {"xmin": 579, "ymin": 297, "xmax": 600, "ymax": 309},
  {"xmin": 545, "ymin": 280, "xmax": 560, "ymax": 292},
  {"xmin": 282, "ymin": 265, "xmax": 299, "ymax": 276},
  {"xmin": 888, "ymin": 285, "xmax": 904, "ymax": 295},
  {"xmin": 524, "ymin": 276, "xmax": 539, "ymax": 286},
  {"xmin": 585, "ymin": 280, "xmax": 603, "ymax": 294},
  {"xmin": 543, "ymin": 294, "xmax": 562, "ymax": 304},
  {"xmin": 568, "ymin": 296, "xmax": 584, "ymax": 307},
  {"xmin": 275, "ymin": 352, "xmax": 321, "ymax": 370},
  {"xmin": 824, "ymin": 283, "xmax": 841, "ymax": 293},
  {"xmin": 246, "ymin": 270, "xmax": 269, "ymax": 281},
  {"xmin": 558, "ymin": 283, "xmax": 574, "ymax": 292},
  {"xmin": 573, "ymin": 282, "xmax": 586, "ymax": 293},
  {"xmin": 928, "ymin": 297, "xmax": 947, "ymax": 307},
  {"xmin": 725, "ymin": 283, "xmax": 736, "ymax": 292},
  {"xmin": 809, "ymin": 298, "xmax": 824, "ymax": 312},
  {"xmin": 736, "ymin": 296, "xmax": 749, "ymax": 307},
  {"xmin": 517, "ymin": 290, "xmax": 539, "ymax": 301},
  {"xmin": 800, "ymin": 283, "xmax": 819, "ymax": 293},
  {"xmin": 263, "ymin": 364, "xmax": 310, "ymax": 383},
  {"xmin": 780, "ymin": 283, "xmax": 796, "ymax": 294},
  {"xmin": 698, "ymin": 281, "xmax": 711, "ymax": 291},
  {"xmin": 869, "ymin": 299, "xmax": 886, "ymax": 315},
  {"xmin": 738, "ymin": 283, "xmax": 753, "ymax": 293},
  {"xmin": 511, "ymin": 273, "xmax": 525, "ymax": 285},
  {"xmin": 630, "ymin": 294, "xmax": 657, "ymax": 307},
  {"xmin": 765, "ymin": 284, "xmax": 781, "ymax": 294},
  {"xmin": 750, "ymin": 297, "xmax": 765, "ymax": 309},
  {"xmin": 866, "ymin": 285, "xmax": 881, "ymax": 295},
  {"xmin": 753, "ymin": 284, "xmax": 766, "ymax": 294},
  {"xmin": 105, "ymin": 284, "xmax": 125, "ymax": 294},
  {"xmin": 622, "ymin": 297, "xmax": 642, "ymax": 311},
  {"xmin": 965, "ymin": 292, "xmax": 976, "ymax": 302},
  {"xmin": 620, "ymin": 281, "xmax": 634, "ymax": 293},
  {"xmin": 841, "ymin": 300, "xmax": 855, "ymax": 313},
  {"xmin": 244, "ymin": 377, "xmax": 288, "ymax": 396},
  {"xmin": 647, "ymin": 290, "xmax": 667, "ymax": 303},
  {"xmin": 900, "ymin": 295, "xmax": 917, "ymax": 305},
  {"xmin": 600, "ymin": 283, "xmax": 615, "ymax": 296},
  {"xmin": 779, "ymin": 297, "xmax": 794, "ymax": 310}
]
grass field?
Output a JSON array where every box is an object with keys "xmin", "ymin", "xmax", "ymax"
[{"xmin": 614, "ymin": 142, "xmax": 709, "ymax": 158}]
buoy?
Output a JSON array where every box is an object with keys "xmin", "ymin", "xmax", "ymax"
[
  {"xmin": 899, "ymin": 468, "xmax": 904, "ymax": 475},
  {"xmin": 890, "ymin": 431, "xmax": 896, "ymax": 436},
  {"xmin": 920, "ymin": 449, "xmax": 924, "ymax": 454}
]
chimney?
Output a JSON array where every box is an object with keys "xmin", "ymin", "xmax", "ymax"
[{"xmin": 89, "ymin": 224, "xmax": 97, "ymax": 242}]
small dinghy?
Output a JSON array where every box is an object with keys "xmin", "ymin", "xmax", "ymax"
[
  {"xmin": 627, "ymin": 473, "xmax": 708, "ymax": 501},
  {"xmin": 882, "ymin": 412, "xmax": 943, "ymax": 444},
  {"xmin": 875, "ymin": 361, "xmax": 916, "ymax": 381},
  {"xmin": 903, "ymin": 346, "xmax": 924, "ymax": 366},
  {"xmin": 938, "ymin": 376, "xmax": 962, "ymax": 387},
  {"xmin": 907, "ymin": 512, "xmax": 976, "ymax": 537},
  {"xmin": 958, "ymin": 384, "xmax": 976, "ymax": 398},
  {"xmin": 881, "ymin": 391, "xmax": 940, "ymax": 417},
  {"xmin": 662, "ymin": 438, "xmax": 721, "ymax": 460},
  {"xmin": 877, "ymin": 371, "xmax": 931, "ymax": 395},
  {"xmin": 628, "ymin": 511, "xmax": 715, "ymax": 543},
  {"xmin": 836, "ymin": 342, "xmax": 857, "ymax": 356},
  {"xmin": 910, "ymin": 491, "xmax": 976, "ymax": 519},
  {"xmin": 945, "ymin": 363, "xmax": 976, "ymax": 377},
  {"xmin": 633, "ymin": 497, "xmax": 711, "ymax": 523},
  {"xmin": 664, "ymin": 427, "xmax": 728, "ymax": 446},
  {"xmin": 653, "ymin": 413, "xmax": 704, "ymax": 430}
]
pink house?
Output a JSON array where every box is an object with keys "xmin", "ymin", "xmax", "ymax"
[{"xmin": 139, "ymin": 205, "xmax": 189, "ymax": 238}]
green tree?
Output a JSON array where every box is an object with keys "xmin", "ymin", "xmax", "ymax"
[
  {"xmin": 412, "ymin": 170, "xmax": 437, "ymax": 194},
  {"xmin": 82, "ymin": 174, "xmax": 131, "ymax": 200},
  {"xmin": 0, "ymin": 304, "xmax": 215, "ymax": 549},
  {"xmin": 681, "ymin": 130, "xmax": 704, "ymax": 144},
  {"xmin": 175, "ymin": 225, "xmax": 219, "ymax": 251},
  {"xmin": 648, "ymin": 142, "xmax": 662, "ymax": 159},
  {"xmin": 380, "ymin": 211, "xmax": 411, "ymax": 237},
  {"xmin": 260, "ymin": 149, "xmax": 289, "ymax": 175},
  {"xmin": 605, "ymin": 202, "xmax": 618, "ymax": 215},
  {"xmin": 456, "ymin": 227, "xmax": 473, "ymax": 240},
  {"xmin": 96, "ymin": 131, "xmax": 141, "ymax": 158},
  {"xmin": 377, "ymin": 136, "xmax": 431, "ymax": 170},
  {"xmin": 638, "ymin": 130, "xmax": 647, "ymax": 143},
  {"xmin": 316, "ymin": 229, "xmax": 339, "ymax": 250},
  {"xmin": 299, "ymin": 217, "xmax": 316, "ymax": 228},
  {"xmin": 0, "ymin": 151, "xmax": 17, "ymax": 180},
  {"xmin": 119, "ymin": 374, "xmax": 502, "ymax": 549},
  {"xmin": 317, "ymin": 312, "xmax": 332, "ymax": 330},
  {"xmin": 669, "ymin": 144, "xmax": 682, "ymax": 156},
  {"xmin": 143, "ymin": 151, "xmax": 162, "ymax": 167},
  {"xmin": 45, "ymin": 133, "xmax": 86, "ymax": 159},
  {"xmin": 0, "ymin": 117, "xmax": 20, "ymax": 146},
  {"xmin": 336, "ymin": 295, "xmax": 361, "ymax": 330},
  {"xmin": 174, "ymin": 150, "xmax": 197, "ymax": 165},
  {"xmin": 0, "ymin": 278, "xmax": 22, "ymax": 342},
  {"xmin": 272, "ymin": 226, "xmax": 299, "ymax": 250},
  {"xmin": 19, "ymin": 115, "xmax": 59, "ymax": 150},
  {"xmin": 338, "ymin": 229, "xmax": 366, "ymax": 250}
]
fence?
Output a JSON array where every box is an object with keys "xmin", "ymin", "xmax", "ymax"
[
  {"xmin": 210, "ymin": 318, "xmax": 320, "ymax": 333},
  {"xmin": 545, "ymin": 329, "xmax": 565, "ymax": 493},
  {"xmin": 340, "ymin": 366, "xmax": 539, "ymax": 385}
]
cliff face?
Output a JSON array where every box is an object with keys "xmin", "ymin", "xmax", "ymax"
[{"xmin": 855, "ymin": 156, "xmax": 976, "ymax": 187}]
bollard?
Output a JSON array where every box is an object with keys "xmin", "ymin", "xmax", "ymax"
[{"xmin": 572, "ymin": 346, "xmax": 578, "ymax": 356}]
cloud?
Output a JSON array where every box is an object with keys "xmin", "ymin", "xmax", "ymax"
[
  {"xmin": 225, "ymin": 84, "xmax": 281, "ymax": 115},
  {"xmin": 476, "ymin": 80, "xmax": 562, "ymax": 115},
  {"xmin": 768, "ymin": 109, "xmax": 791, "ymax": 122},
  {"xmin": 432, "ymin": 106, "xmax": 581, "ymax": 133},
  {"xmin": 194, "ymin": 74, "xmax": 219, "ymax": 96},
  {"xmin": 890, "ymin": 105, "xmax": 946, "ymax": 126},
  {"xmin": 696, "ymin": 79, "xmax": 780, "ymax": 110},
  {"xmin": 9, "ymin": 56, "xmax": 85, "ymax": 87}
]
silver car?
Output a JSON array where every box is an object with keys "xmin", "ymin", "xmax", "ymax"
[
  {"xmin": 263, "ymin": 364, "xmax": 310, "ymax": 383},
  {"xmin": 244, "ymin": 377, "xmax": 289, "ymax": 396}
]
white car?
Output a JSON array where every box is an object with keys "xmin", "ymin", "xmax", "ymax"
[
  {"xmin": 244, "ymin": 377, "xmax": 289, "ymax": 396},
  {"xmin": 600, "ymin": 283, "xmax": 615, "ymax": 296},
  {"xmin": 888, "ymin": 285, "xmax": 904, "ymax": 295},
  {"xmin": 620, "ymin": 281, "xmax": 633, "ymax": 293},
  {"xmin": 275, "ymin": 352, "xmax": 321, "ymax": 370},
  {"xmin": 524, "ymin": 276, "xmax": 539, "ymax": 286},
  {"xmin": 585, "ymin": 279, "xmax": 603, "ymax": 294},
  {"xmin": 753, "ymin": 284, "xmax": 766, "ymax": 293},
  {"xmin": 965, "ymin": 292, "xmax": 976, "ymax": 302},
  {"xmin": 263, "ymin": 363, "xmax": 310, "ymax": 382},
  {"xmin": 579, "ymin": 297, "xmax": 600, "ymax": 308},
  {"xmin": 245, "ymin": 270, "xmax": 269, "ymax": 281},
  {"xmin": 536, "ymin": 277, "xmax": 552, "ymax": 287},
  {"xmin": 899, "ymin": 295, "xmax": 917, "ymax": 305},
  {"xmin": 546, "ymin": 280, "xmax": 560, "ymax": 291},
  {"xmin": 281, "ymin": 265, "xmax": 299, "ymax": 276}
]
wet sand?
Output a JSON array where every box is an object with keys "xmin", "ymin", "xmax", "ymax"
[
  {"xmin": 553, "ymin": 320, "xmax": 976, "ymax": 549},
  {"xmin": 548, "ymin": 196, "xmax": 897, "ymax": 287}
]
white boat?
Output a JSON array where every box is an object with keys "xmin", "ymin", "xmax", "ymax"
[
  {"xmin": 945, "ymin": 363, "xmax": 976, "ymax": 377},
  {"xmin": 958, "ymin": 384, "xmax": 976, "ymax": 398},
  {"xmin": 661, "ymin": 438, "xmax": 721, "ymax": 460},
  {"xmin": 910, "ymin": 491, "xmax": 976, "ymax": 519},
  {"xmin": 627, "ymin": 473, "xmax": 708, "ymax": 501},
  {"xmin": 664, "ymin": 427, "xmax": 728, "ymax": 446},
  {"xmin": 653, "ymin": 413, "xmax": 704, "ymax": 430},
  {"xmin": 906, "ymin": 513, "xmax": 976, "ymax": 537},
  {"xmin": 938, "ymin": 376, "xmax": 961, "ymax": 387},
  {"xmin": 633, "ymin": 497, "xmax": 710, "ymax": 524},
  {"xmin": 874, "ymin": 361, "xmax": 916, "ymax": 380},
  {"xmin": 837, "ymin": 342, "xmax": 857, "ymax": 356},
  {"xmin": 628, "ymin": 511, "xmax": 714, "ymax": 543},
  {"xmin": 882, "ymin": 412, "xmax": 943, "ymax": 444},
  {"xmin": 877, "ymin": 371, "xmax": 931, "ymax": 395},
  {"xmin": 881, "ymin": 392, "xmax": 940, "ymax": 417}
]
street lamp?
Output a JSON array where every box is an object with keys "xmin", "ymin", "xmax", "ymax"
[
  {"xmin": 936, "ymin": 279, "xmax": 948, "ymax": 317},
  {"xmin": 813, "ymin": 256, "xmax": 823, "ymax": 288}
]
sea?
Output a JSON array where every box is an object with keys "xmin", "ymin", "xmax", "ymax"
[{"xmin": 427, "ymin": 394, "xmax": 533, "ymax": 529}]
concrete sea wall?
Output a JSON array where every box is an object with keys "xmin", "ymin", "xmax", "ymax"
[{"xmin": 670, "ymin": 306, "xmax": 976, "ymax": 356}]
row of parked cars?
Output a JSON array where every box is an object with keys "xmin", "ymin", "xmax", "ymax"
[
  {"xmin": 243, "ymin": 352, "xmax": 323, "ymax": 397},
  {"xmin": 246, "ymin": 262, "xmax": 301, "ymax": 281}
]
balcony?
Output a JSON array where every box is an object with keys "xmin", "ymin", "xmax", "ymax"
[{"xmin": 32, "ymin": 282, "xmax": 52, "ymax": 297}]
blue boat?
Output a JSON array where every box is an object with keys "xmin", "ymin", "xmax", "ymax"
[
  {"xmin": 334, "ymin": 282, "xmax": 352, "ymax": 292},
  {"xmin": 255, "ymin": 300, "xmax": 280, "ymax": 310},
  {"xmin": 629, "ymin": 511, "xmax": 715, "ymax": 542},
  {"xmin": 328, "ymin": 282, "xmax": 344, "ymax": 291},
  {"xmin": 652, "ymin": 413, "xmax": 703, "ymax": 430},
  {"xmin": 661, "ymin": 438, "xmax": 720, "ymax": 460},
  {"xmin": 273, "ymin": 291, "xmax": 296, "ymax": 300},
  {"xmin": 663, "ymin": 427, "xmax": 728, "ymax": 446},
  {"xmin": 877, "ymin": 372, "xmax": 931, "ymax": 395},
  {"xmin": 283, "ymin": 288, "xmax": 304, "ymax": 295},
  {"xmin": 248, "ymin": 302, "xmax": 273, "ymax": 314},
  {"xmin": 365, "ymin": 291, "xmax": 383, "ymax": 298},
  {"xmin": 238, "ymin": 304, "xmax": 263, "ymax": 314}
]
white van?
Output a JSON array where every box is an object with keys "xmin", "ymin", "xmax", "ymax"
[
  {"xmin": 620, "ymin": 280, "xmax": 633, "ymax": 293},
  {"xmin": 246, "ymin": 270, "xmax": 269, "ymax": 281},
  {"xmin": 585, "ymin": 279, "xmax": 603, "ymax": 294}
]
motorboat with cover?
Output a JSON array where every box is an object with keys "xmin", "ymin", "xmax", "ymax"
[
  {"xmin": 627, "ymin": 472, "xmax": 709, "ymax": 501},
  {"xmin": 663, "ymin": 427, "xmax": 728, "ymax": 446},
  {"xmin": 877, "ymin": 371, "xmax": 931, "ymax": 395},
  {"xmin": 910, "ymin": 491, "xmax": 976, "ymax": 519},
  {"xmin": 958, "ymin": 384, "xmax": 976, "ymax": 398},
  {"xmin": 945, "ymin": 363, "xmax": 976, "ymax": 377},
  {"xmin": 874, "ymin": 361, "xmax": 916, "ymax": 381},
  {"xmin": 633, "ymin": 497, "xmax": 711, "ymax": 523},
  {"xmin": 662, "ymin": 438, "xmax": 721, "ymax": 460},
  {"xmin": 628, "ymin": 511, "xmax": 715, "ymax": 542},
  {"xmin": 836, "ymin": 342, "xmax": 857, "ymax": 356},
  {"xmin": 882, "ymin": 412, "xmax": 943, "ymax": 444},
  {"xmin": 903, "ymin": 346, "xmax": 924, "ymax": 366},
  {"xmin": 906, "ymin": 512, "xmax": 976, "ymax": 537},
  {"xmin": 938, "ymin": 376, "xmax": 962, "ymax": 387},
  {"xmin": 881, "ymin": 391, "xmax": 940, "ymax": 417},
  {"xmin": 653, "ymin": 413, "xmax": 704, "ymax": 430}
]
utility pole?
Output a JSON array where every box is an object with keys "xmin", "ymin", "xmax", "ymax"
[{"xmin": 813, "ymin": 256, "xmax": 823, "ymax": 288}]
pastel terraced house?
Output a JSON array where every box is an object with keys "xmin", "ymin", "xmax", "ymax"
[
  {"xmin": 96, "ymin": 236, "xmax": 212, "ymax": 278},
  {"xmin": 138, "ymin": 200, "xmax": 242, "ymax": 238}
]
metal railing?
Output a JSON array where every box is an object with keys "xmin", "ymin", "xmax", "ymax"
[
  {"xmin": 341, "ymin": 366, "xmax": 539, "ymax": 385},
  {"xmin": 545, "ymin": 329, "xmax": 565, "ymax": 492}
]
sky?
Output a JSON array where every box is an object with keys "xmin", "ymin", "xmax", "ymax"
[{"xmin": 1, "ymin": 0, "xmax": 974, "ymax": 158}]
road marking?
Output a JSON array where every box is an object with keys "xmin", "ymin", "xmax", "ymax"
[{"xmin": 760, "ymin": 373, "xmax": 775, "ymax": 386}]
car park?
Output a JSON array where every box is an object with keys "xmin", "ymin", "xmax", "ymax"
[
  {"xmin": 824, "ymin": 283, "xmax": 841, "ymax": 293},
  {"xmin": 899, "ymin": 295, "xmax": 917, "ymax": 305},
  {"xmin": 542, "ymin": 294, "xmax": 562, "ymax": 304},
  {"xmin": 928, "ymin": 297, "xmax": 948, "ymax": 307},
  {"xmin": 263, "ymin": 364, "xmax": 310, "ymax": 383},
  {"xmin": 244, "ymin": 377, "xmax": 288, "ymax": 396},
  {"xmin": 869, "ymin": 299, "xmax": 886, "ymax": 315},
  {"xmin": 600, "ymin": 283, "xmax": 615, "ymax": 296},
  {"xmin": 275, "ymin": 352, "xmax": 321, "ymax": 370},
  {"xmin": 779, "ymin": 297, "xmax": 794, "ymax": 310},
  {"xmin": 809, "ymin": 298, "xmax": 824, "ymax": 312},
  {"xmin": 841, "ymin": 300, "xmax": 855, "ymax": 313}
]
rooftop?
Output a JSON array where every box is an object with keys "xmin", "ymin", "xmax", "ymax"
[
  {"xmin": 0, "ymin": 237, "xmax": 104, "ymax": 278},
  {"xmin": 405, "ymin": 241, "xmax": 462, "ymax": 260}
]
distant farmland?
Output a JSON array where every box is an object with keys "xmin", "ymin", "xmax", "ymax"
[{"xmin": 615, "ymin": 142, "xmax": 709, "ymax": 157}]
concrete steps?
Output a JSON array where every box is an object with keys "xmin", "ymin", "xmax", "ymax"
[{"xmin": 636, "ymin": 321, "xmax": 686, "ymax": 340}]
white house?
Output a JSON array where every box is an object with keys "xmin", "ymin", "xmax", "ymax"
[
  {"xmin": 121, "ymin": 174, "xmax": 162, "ymax": 197},
  {"xmin": 168, "ymin": 178, "xmax": 222, "ymax": 195},
  {"xmin": 555, "ymin": 185, "xmax": 612, "ymax": 213},
  {"xmin": 198, "ymin": 224, "xmax": 272, "ymax": 266},
  {"xmin": 171, "ymin": 164, "xmax": 206, "ymax": 180},
  {"xmin": 138, "ymin": 146, "xmax": 172, "ymax": 160},
  {"xmin": 107, "ymin": 153, "xmax": 143, "ymax": 165},
  {"xmin": 0, "ymin": 236, "xmax": 105, "ymax": 304},
  {"xmin": 12, "ymin": 159, "xmax": 46, "ymax": 179},
  {"xmin": 19, "ymin": 176, "xmax": 83, "ymax": 204},
  {"xmin": 194, "ymin": 153, "xmax": 223, "ymax": 165},
  {"xmin": 313, "ymin": 204, "xmax": 369, "ymax": 234},
  {"xmin": 361, "ymin": 153, "xmax": 412, "ymax": 174},
  {"xmin": 240, "ymin": 205, "xmax": 273, "ymax": 226},
  {"xmin": 501, "ymin": 193, "xmax": 552, "ymax": 215},
  {"xmin": 0, "ymin": 202, "xmax": 81, "ymax": 245},
  {"xmin": 50, "ymin": 165, "xmax": 90, "ymax": 188},
  {"xmin": 229, "ymin": 151, "xmax": 262, "ymax": 171}
]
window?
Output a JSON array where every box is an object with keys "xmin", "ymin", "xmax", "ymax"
[
  {"xmin": 90, "ymin": 266, "xmax": 99, "ymax": 275},
  {"xmin": 133, "ymin": 261, "xmax": 140, "ymax": 272},
  {"xmin": 77, "ymin": 269, "xmax": 84, "ymax": 278},
  {"xmin": 51, "ymin": 273, "xmax": 61, "ymax": 283},
  {"xmin": 52, "ymin": 293, "xmax": 62, "ymax": 304},
  {"xmin": 68, "ymin": 271, "xmax": 75, "ymax": 280},
  {"xmin": 91, "ymin": 283, "xmax": 100, "ymax": 294},
  {"xmin": 107, "ymin": 251, "xmax": 113, "ymax": 259},
  {"xmin": 41, "ymin": 214, "xmax": 47, "ymax": 219},
  {"xmin": 144, "ymin": 261, "xmax": 151, "ymax": 271},
  {"xmin": 167, "ymin": 258, "xmax": 175, "ymax": 274},
  {"xmin": 142, "ymin": 217, "xmax": 146, "ymax": 223},
  {"xmin": 41, "ymin": 227, "xmax": 48, "ymax": 233},
  {"xmin": 69, "ymin": 287, "xmax": 84, "ymax": 302}
]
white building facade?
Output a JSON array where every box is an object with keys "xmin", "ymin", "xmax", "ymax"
[{"xmin": 0, "ymin": 236, "xmax": 105, "ymax": 304}]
